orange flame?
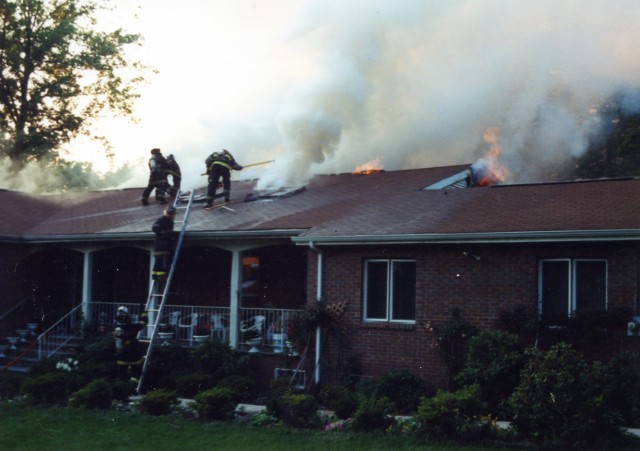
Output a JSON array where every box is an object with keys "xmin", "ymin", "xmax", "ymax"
[
  {"xmin": 472, "ymin": 127, "xmax": 510, "ymax": 186},
  {"xmin": 353, "ymin": 157, "xmax": 384, "ymax": 174}
]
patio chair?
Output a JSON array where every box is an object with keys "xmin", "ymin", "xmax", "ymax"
[
  {"xmin": 210, "ymin": 314, "xmax": 229, "ymax": 341},
  {"xmin": 160, "ymin": 311, "xmax": 181, "ymax": 330},
  {"xmin": 178, "ymin": 312, "xmax": 198, "ymax": 344}
]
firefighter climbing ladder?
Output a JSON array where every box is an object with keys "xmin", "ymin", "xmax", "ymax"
[{"xmin": 136, "ymin": 190, "xmax": 194, "ymax": 393}]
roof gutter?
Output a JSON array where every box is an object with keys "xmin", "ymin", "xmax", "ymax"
[
  {"xmin": 0, "ymin": 229, "xmax": 305, "ymax": 244},
  {"xmin": 292, "ymin": 229, "xmax": 640, "ymax": 246}
]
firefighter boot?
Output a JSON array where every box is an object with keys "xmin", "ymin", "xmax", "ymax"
[
  {"xmin": 141, "ymin": 197, "xmax": 149, "ymax": 206},
  {"xmin": 224, "ymin": 191, "xmax": 231, "ymax": 203}
]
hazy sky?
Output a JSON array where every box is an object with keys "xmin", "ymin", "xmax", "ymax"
[{"xmin": 37, "ymin": 0, "xmax": 640, "ymax": 191}]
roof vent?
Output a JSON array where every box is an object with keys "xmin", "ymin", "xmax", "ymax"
[{"xmin": 424, "ymin": 169, "xmax": 471, "ymax": 190}]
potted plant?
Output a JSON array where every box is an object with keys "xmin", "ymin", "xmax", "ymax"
[
  {"xmin": 158, "ymin": 324, "xmax": 175, "ymax": 342},
  {"xmin": 243, "ymin": 329, "xmax": 262, "ymax": 353},
  {"xmin": 194, "ymin": 323, "xmax": 210, "ymax": 342}
]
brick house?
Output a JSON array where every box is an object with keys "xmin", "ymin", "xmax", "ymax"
[{"xmin": 1, "ymin": 163, "xmax": 640, "ymax": 387}]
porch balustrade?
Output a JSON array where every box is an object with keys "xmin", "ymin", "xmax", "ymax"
[{"xmin": 89, "ymin": 302, "xmax": 300, "ymax": 354}]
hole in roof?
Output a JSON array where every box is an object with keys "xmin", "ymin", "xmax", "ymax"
[{"xmin": 244, "ymin": 186, "xmax": 306, "ymax": 202}]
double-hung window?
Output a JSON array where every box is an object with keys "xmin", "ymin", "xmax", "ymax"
[
  {"xmin": 538, "ymin": 259, "xmax": 607, "ymax": 323},
  {"xmin": 363, "ymin": 259, "xmax": 416, "ymax": 322}
]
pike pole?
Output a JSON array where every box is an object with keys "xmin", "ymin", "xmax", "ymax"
[
  {"xmin": 201, "ymin": 159, "xmax": 274, "ymax": 175},
  {"xmin": 242, "ymin": 159, "xmax": 274, "ymax": 169}
]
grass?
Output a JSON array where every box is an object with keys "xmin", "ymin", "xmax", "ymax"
[{"xmin": 0, "ymin": 403, "xmax": 511, "ymax": 451}]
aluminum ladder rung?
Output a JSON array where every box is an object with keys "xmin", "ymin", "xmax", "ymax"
[{"xmin": 137, "ymin": 189, "xmax": 195, "ymax": 394}]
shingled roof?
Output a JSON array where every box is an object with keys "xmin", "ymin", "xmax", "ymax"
[{"xmin": 2, "ymin": 164, "xmax": 639, "ymax": 245}]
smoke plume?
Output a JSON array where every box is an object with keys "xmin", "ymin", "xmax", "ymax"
[
  {"xmin": 257, "ymin": 0, "xmax": 640, "ymax": 187},
  {"xmin": 3, "ymin": 1, "xmax": 640, "ymax": 192}
]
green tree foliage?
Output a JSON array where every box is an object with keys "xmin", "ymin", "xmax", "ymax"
[
  {"xmin": 574, "ymin": 94, "xmax": 640, "ymax": 179},
  {"xmin": 0, "ymin": 0, "xmax": 145, "ymax": 169}
]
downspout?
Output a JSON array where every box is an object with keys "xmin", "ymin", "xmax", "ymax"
[{"xmin": 309, "ymin": 241, "xmax": 322, "ymax": 384}]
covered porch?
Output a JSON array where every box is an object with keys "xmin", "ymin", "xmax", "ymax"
[
  {"xmin": 89, "ymin": 301, "xmax": 301, "ymax": 354},
  {"xmin": 84, "ymin": 242, "xmax": 309, "ymax": 354}
]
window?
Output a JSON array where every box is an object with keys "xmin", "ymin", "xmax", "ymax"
[
  {"xmin": 538, "ymin": 259, "xmax": 607, "ymax": 323},
  {"xmin": 364, "ymin": 259, "xmax": 416, "ymax": 322}
]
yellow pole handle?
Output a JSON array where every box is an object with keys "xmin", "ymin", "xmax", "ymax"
[{"xmin": 201, "ymin": 160, "xmax": 274, "ymax": 175}]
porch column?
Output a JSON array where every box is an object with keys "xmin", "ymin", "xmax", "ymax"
[
  {"xmin": 229, "ymin": 249, "xmax": 241, "ymax": 348},
  {"xmin": 147, "ymin": 247, "xmax": 156, "ymax": 337},
  {"xmin": 81, "ymin": 250, "xmax": 93, "ymax": 321}
]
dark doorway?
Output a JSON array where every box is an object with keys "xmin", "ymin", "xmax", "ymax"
[
  {"xmin": 171, "ymin": 246, "xmax": 232, "ymax": 306},
  {"xmin": 18, "ymin": 248, "xmax": 83, "ymax": 327},
  {"xmin": 92, "ymin": 247, "xmax": 149, "ymax": 305}
]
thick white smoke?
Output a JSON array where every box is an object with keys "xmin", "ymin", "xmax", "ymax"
[
  {"xmin": 3, "ymin": 0, "xmax": 640, "ymax": 192},
  {"xmin": 257, "ymin": 0, "xmax": 640, "ymax": 187}
]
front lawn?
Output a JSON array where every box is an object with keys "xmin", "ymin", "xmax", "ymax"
[{"xmin": 0, "ymin": 403, "xmax": 507, "ymax": 451}]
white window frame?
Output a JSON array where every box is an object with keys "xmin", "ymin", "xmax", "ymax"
[
  {"xmin": 363, "ymin": 259, "xmax": 416, "ymax": 324},
  {"xmin": 537, "ymin": 258, "xmax": 608, "ymax": 321}
]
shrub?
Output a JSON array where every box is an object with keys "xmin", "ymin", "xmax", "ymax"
[
  {"xmin": 136, "ymin": 389, "xmax": 179, "ymax": 416},
  {"xmin": 189, "ymin": 339, "xmax": 251, "ymax": 385},
  {"xmin": 191, "ymin": 387, "xmax": 237, "ymax": 421},
  {"xmin": 433, "ymin": 308, "xmax": 478, "ymax": 389},
  {"xmin": 21, "ymin": 372, "xmax": 77, "ymax": 405},
  {"xmin": 319, "ymin": 384, "xmax": 358, "ymax": 419},
  {"xmin": 280, "ymin": 392, "xmax": 319, "ymax": 428},
  {"xmin": 0, "ymin": 372, "xmax": 23, "ymax": 399},
  {"xmin": 350, "ymin": 395, "xmax": 395, "ymax": 433},
  {"xmin": 603, "ymin": 351, "xmax": 640, "ymax": 427},
  {"xmin": 68, "ymin": 378, "xmax": 113, "ymax": 409},
  {"xmin": 75, "ymin": 345, "xmax": 117, "ymax": 383},
  {"xmin": 266, "ymin": 388, "xmax": 319, "ymax": 428},
  {"xmin": 144, "ymin": 345, "xmax": 192, "ymax": 390},
  {"xmin": 175, "ymin": 373, "xmax": 217, "ymax": 398},
  {"xmin": 415, "ymin": 384, "xmax": 489, "ymax": 440},
  {"xmin": 455, "ymin": 330, "xmax": 526, "ymax": 416},
  {"xmin": 217, "ymin": 375, "xmax": 259, "ymax": 403},
  {"xmin": 508, "ymin": 342, "xmax": 626, "ymax": 448},
  {"xmin": 374, "ymin": 369, "xmax": 429, "ymax": 414},
  {"xmin": 111, "ymin": 379, "xmax": 136, "ymax": 401}
]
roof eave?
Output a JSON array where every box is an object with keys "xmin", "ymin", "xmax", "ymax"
[
  {"xmin": 0, "ymin": 229, "xmax": 306, "ymax": 244},
  {"xmin": 292, "ymin": 229, "xmax": 640, "ymax": 246}
]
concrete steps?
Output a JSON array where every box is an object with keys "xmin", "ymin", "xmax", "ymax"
[{"xmin": 1, "ymin": 334, "xmax": 85, "ymax": 373}]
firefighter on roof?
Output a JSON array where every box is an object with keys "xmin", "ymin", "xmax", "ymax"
[
  {"xmin": 204, "ymin": 149, "xmax": 243, "ymax": 209},
  {"xmin": 152, "ymin": 206, "xmax": 178, "ymax": 281},
  {"xmin": 164, "ymin": 154, "xmax": 181, "ymax": 197},
  {"xmin": 141, "ymin": 148, "xmax": 169, "ymax": 206},
  {"xmin": 113, "ymin": 306, "xmax": 148, "ymax": 381}
]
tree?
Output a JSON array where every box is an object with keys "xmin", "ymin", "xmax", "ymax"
[
  {"xmin": 0, "ymin": 0, "xmax": 145, "ymax": 171},
  {"xmin": 574, "ymin": 94, "xmax": 640, "ymax": 179}
]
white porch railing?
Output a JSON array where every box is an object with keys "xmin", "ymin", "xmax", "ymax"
[
  {"xmin": 37, "ymin": 304, "xmax": 83, "ymax": 360},
  {"xmin": 88, "ymin": 302, "xmax": 301, "ymax": 353}
]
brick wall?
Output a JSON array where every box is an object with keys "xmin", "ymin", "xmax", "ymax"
[{"xmin": 311, "ymin": 241, "xmax": 640, "ymax": 389}]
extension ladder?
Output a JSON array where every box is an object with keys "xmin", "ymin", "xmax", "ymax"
[{"xmin": 137, "ymin": 190, "xmax": 195, "ymax": 393}]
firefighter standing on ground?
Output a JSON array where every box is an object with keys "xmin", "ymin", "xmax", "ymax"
[
  {"xmin": 165, "ymin": 154, "xmax": 181, "ymax": 197},
  {"xmin": 204, "ymin": 149, "xmax": 243, "ymax": 209},
  {"xmin": 152, "ymin": 206, "xmax": 178, "ymax": 280},
  {"xmin": 114, "ymin": 306, "xmax": 148, "ymax": 381},
  {"xmin": 141, "ymin": 148, "xmax": 169, "ymax": 205}
]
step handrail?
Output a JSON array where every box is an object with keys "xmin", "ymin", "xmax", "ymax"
[{"xmin": 37, "ymin": 304, "xmax": 83, "ymax": 360}]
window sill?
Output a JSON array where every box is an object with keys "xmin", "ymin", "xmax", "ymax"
[{"xmin": 360, "ymin": 321, "xmax": 415, "ymax": 331}]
